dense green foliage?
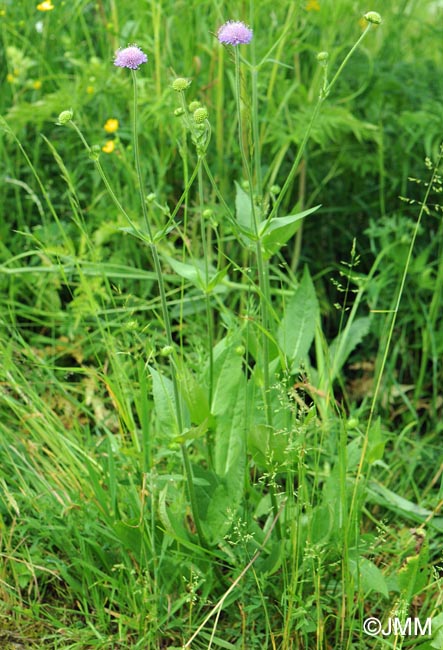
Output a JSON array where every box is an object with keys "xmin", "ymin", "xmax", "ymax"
[{"xmin": 1, "ymin": 1, "xmax": 442, "ymax": 648}]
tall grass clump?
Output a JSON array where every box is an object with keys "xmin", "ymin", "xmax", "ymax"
[{"xmin": 1, "ymin": 2, "xmax": 442, "ymax": 649}]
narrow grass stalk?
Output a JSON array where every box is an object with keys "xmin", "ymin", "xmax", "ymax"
[
  {"xmin": 182, "ymin": 500, "xmax": 285, "ymax": 649},
  {"xmin": 348, "ymin": 144, "xmax": 443, "ymax": 530},
  {"xmin": 414, "ymin": 156, "xmax": 443, "ymax": 408}
]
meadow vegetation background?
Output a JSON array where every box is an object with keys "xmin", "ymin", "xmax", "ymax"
[{"xmin": 1, "ymin": 0, "xmax": 443, "ymax": 648}]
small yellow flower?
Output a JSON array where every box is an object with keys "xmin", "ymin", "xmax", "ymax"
[
  {"xmin": 306, "ymin": 0, "xmax": 320, "ymax": 11},
  {"xmin": 86, "ymin": 85, "xmax": 95, "ymax": 95},
  {"xmin": 37, "ymin": 1, "xmax": 54, "ymax": 10},
  {"xmin": 32, "ymin": 79, "xmax": 42, "ymax": 90},
  {"xmin": 104, "ymin": 118, "xmax": 119, "ymax": 134},
  {"xmin": 6, "ymin": 72, "xmax": 16, "ymax": 83},
  {"xmin": 102, "ymin": 140, "xmax": 116, "ymax": 154}
]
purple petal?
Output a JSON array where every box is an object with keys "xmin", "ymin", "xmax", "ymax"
[
  {"xmin": 217, "ymin": 21, "xmax": 253, "ymax": 46},
  {"xmin": 114, "ymin": 45, "xmax": 148, "ymax": 70}
]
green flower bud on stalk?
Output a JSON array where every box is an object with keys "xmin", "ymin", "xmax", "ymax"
[
  {"xmin": 56, "ymin": 109, "xmax": 73, "ymax": 125},
  {"xmin": 347, "ymin": 417, "xmax": 359, "ymax": 430},
  {"xmin": 316, "ymin": 51, "xmax": 329, "ymax": 65},
  {"xmin": 363, "ymin": 11, "xmax": 382, "ymax": 25},
  {"xmin": 172, "ymin": 77, "xmax": 191, "ymax": 92},
  {"xmin": 188, "ymin": 100, "xmax": 201, "ymax": 112},
  {"xmin": 193, "ymin": 107, "xmax": 208, "ymax": 124}
]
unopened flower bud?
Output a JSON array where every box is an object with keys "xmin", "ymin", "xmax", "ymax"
[
  {"xmin": 316, "ymin": 51, "xmax": 329, "ymax": 66},
  {"xmin": 188, "ymin": 100, "xmax": 201, "ymax": 112},
  {"xmin": 363, "ymin": 11, "xmax": 382, "ymax": 25},
  {"xmin": 172, "ymin": 77, "xmax": 191, "ymax": 92},
  {"xmin": 174, "ymin": 107, "xmax": 185, "ymax": 117},
  {"xmin": 89, "ymin": 144, "xmax": 101, "ymax": 161},
  {"xmin": 193, "ymin": 107, "xmax": 208, "ymax": 124},
  {"xmin": 57, "ymin": 109, "xmax": 73, "ymax": 125},
  {"xmin": 160, "ymin": 345, "xmax": 174, "ymax": 357}
]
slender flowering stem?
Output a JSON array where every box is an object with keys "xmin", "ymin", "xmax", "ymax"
[
  {"xmin": 326, "ymin": 24, "xmax": 372, "ymax": 98},
  {"xmin": 232, "ymin": 46, "xmax": 281, "ymax": 538},
  {"xmin": 248, "ymin": 4, "xmax": 262, "ymax": 198},
  {"xmin": 233, "ymin": 49, "xmax": 271, "ymax": 415},
  {"xmin": 251, "ymin": 63, "xmax": 262, "ymax": 198},
  {"xmin": 129, "ymin": 69, "xmax": 207, "ymax": 548},
  {"xmin": 197, "ymin": 161, "xmax": 215, "ymax": 421},
  {"xmin": 131, "ymin": 70, "xmax": 154, "ymax": 242},
  {"xmin": 268, "ymin": 23, "xmax": 375, "ymax": 221},
  {"xmin": 174, "ymin": 86, "xmax": 215, "ymax": 458},
  {"xmin": 68, "ymin": 120, "xmax": 140, "ymax": 234},
  {"xmin": 267, "ymin": 100, "xmax": 323, "ymax": 221}
]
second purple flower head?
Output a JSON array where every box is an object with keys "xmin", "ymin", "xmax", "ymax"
[
  {"xmin": 217, "ymin": 21, "xmax": 253, "ymax": 46},
  {"xmin": 114, "ymin": 45, "xmax": 148, "ymax": 70}
]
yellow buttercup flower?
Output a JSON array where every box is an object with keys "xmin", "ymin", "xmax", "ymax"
[
  {"xmin": 104, "ymin": 118, "xmax": 119, "ymax": 133},
  {"xmin": 37, "ymin": 1, "xmax": 54, "ymax": 10},
  {"xmin": 32, "ymin": 79, "xmax": 42, "ymax": 90},
  {"xmin": 102, "ymin": 140, "xmax": 116, "ymax": 154},
  {"xmin": 306, "ymin": 0, "xmax": 320, "ymax": 11}
]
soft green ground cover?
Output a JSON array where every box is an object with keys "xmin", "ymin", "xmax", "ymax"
[{"xmin": 1, "ymin": 1, "xmax": 442, "ymax": 648}]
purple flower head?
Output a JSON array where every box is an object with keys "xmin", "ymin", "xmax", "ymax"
[
  {"xmin": 217, "ymin": 21, "xmax": 253, "ymax": 46},
  {"xmin": 114, "ymin": 45, "xmax": 148, "ymax": 70}
]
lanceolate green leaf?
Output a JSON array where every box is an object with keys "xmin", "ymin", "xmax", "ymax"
[
  {"xmin": 235, "ymin": 181, "xmax": 259, "ymax": 243},
  {"xmin": 210, "ymin": 336, "xmax": 243, "ymax": 417},
  {"xmin": 206, "ymin": 393, "xmax": 246, "ymax": 544},
  {"xmin": 176, "ymin": 361, "xmax": 211, "ymax": 425},
  {"xmin": 349, "ymin": 556, "xmax": 389, "ymax": 598},
  {"xmin": 260, "ymin": 205, "xmax": 320, "ymax": 259},
  {"xmin": 149, "ymin": 366, "xmax": 181, "ymax": 438},
  {"xmin": 328, "ymin": 316, "xmax": 371, "ymax": 380},
  {"xmin": 164, "ymin": 255, "xmax": 228, "ymax": 293},
  {"xmin": 214, "ymin": 391, "xmax": 246, "ymax": 478},
  {"xmin": 277, "ymin": 265, "xmax": 319, "ymax": 370}
]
